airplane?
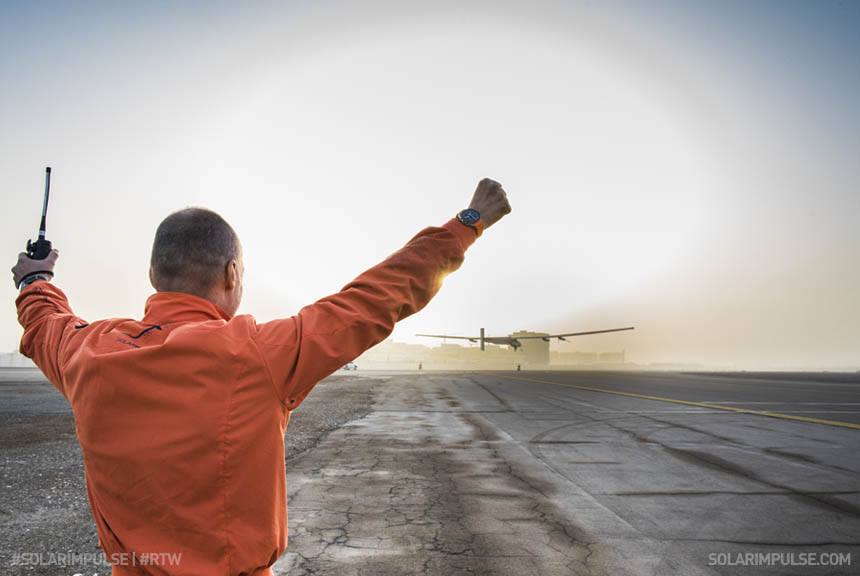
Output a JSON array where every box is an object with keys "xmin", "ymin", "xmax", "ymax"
[{"xmin": 415, "ymin": 326, "xmax": 634, "ymax": 351}]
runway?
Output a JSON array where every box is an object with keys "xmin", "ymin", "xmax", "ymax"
[
  {"xmin": 275, "ymin": 370, "xmax": 860, "ymax": 575},
  {"xmin": 451, "ymin": 371, "xmax": 860, "ymax": 574},
  {"xmin": 497, "ymin": 370, "xmax": 860, "ymax": 426}
]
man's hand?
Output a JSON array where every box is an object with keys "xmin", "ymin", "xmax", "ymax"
[
  {"xmin": 11, "ymin": 249, "xmax": 59, "ymax": 288},
  {"xmin": 469, "ymin": 178, "xmax": 512, "ymax": 229}
]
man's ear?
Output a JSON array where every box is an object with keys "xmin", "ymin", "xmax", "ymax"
[
  {"xmin": 225, "ymin": 259, "xmax": 238, "ymax": 290},
  {"xmin": 149, "ymin": 266, "xmax": 157, "ymax": 290}
]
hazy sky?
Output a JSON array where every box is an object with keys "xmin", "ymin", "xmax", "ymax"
[{"xmin": 2, "ymin": 0, "xmax": 858, "ymax": 369}]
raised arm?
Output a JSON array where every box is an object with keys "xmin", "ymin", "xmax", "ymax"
[
  {"xmin": 253, "ymin": 178, "xmax": 511, "ymax": 408},
  {"xmin": 13, "ymin": 249, "xmax": 86, "ymax": 396}
]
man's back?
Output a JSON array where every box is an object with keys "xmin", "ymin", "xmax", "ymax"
[
  {"xmin": 64, "ymin": 291, "xmax": 288, "ymax": 574},
  {"xmin": 15, "ymin": 216, "xmax": 484, "ymax": 575}
]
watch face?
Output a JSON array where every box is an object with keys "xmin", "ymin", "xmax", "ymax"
[{"xmin": 459, "ymin": 208, "xmax": 481, "ymax": 226}]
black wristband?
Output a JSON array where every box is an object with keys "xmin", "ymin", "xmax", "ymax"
[{"xmin": 18, "ymin": 272, "xmax": 52, "ymax": 290}]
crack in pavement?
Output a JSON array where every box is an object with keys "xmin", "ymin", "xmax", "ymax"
[{"xmin": 274, "ymin": 377, "xmax": 614, "ymax": 576}]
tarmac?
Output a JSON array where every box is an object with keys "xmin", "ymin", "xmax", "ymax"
[
  {"xmin": 2, "ymin": 368, "xmax": 859, "ymax": 575},
  {"xmin": 273, "ymin": 370, "xmax": 860, "ymax": 575}
]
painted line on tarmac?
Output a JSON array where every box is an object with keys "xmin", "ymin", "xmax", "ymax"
[{"xmin": 495, "ymin": 374, "xmax": 860, "ymax": 431}]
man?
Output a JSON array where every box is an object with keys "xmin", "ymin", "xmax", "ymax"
[{"xmin": 12, "ymin": 178, "xmax": 511, "ymax": 575}]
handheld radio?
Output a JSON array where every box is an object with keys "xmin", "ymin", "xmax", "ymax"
[{"xmin": 26, "ymin": 167, "xmax": 53, "ymax": 260}]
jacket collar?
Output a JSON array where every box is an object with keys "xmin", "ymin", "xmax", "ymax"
[{"xmin": 143, "ymin": 291, "xmax": 231, "ymax": 324}]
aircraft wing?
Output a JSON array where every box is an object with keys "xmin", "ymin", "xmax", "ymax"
[
  {"xmin": 414, "ymin": 333, "xmax": 482, "ymax": 342},
  {"xmin": 515, "ymin": 326, "xmax": 635, "ymax": 341},
  {"xmin": 483, "ymin": 336, "xmax": 521, "ymax": 345}
]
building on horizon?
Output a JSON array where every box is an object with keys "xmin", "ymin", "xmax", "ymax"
[
  {"xmin": 0, "ymin": 351, "xmax": 36, "ymax": 368},
  {"xmin": 355, "ymin": 338, "xmax": 627, "ymax": 370},
  {"xmin": 510, "ymin": 330, "xmax": 550, "ymax": 366}
]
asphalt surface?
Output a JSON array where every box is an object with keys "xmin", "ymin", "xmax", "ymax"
[
  {"xmin": 273, "ymin": 371, "xmax": 860, "ymax": 575},
  {"xmin": 464, "ymin": 371, "xmax": 860, "ymax": 575},
  {"xmin": 520, "ymin": 370, "xmax": 860, "ymax": 424},
  {"xmin": 2, "ymin": 369, "xmax": 859, "ymax": 575}
]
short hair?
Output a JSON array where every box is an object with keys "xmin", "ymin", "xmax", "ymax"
[{"xmin": 150, "ymin": 207, "xmax": 239, "ymax": 293}]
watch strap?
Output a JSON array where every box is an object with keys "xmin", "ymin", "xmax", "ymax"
[
  {"xmin": 473, "ymin": 218, "xmax": 485, "ymax": 237},
  {"xmin": 18, "ymin": 271, "xmax": 52, "ymax": 290}
]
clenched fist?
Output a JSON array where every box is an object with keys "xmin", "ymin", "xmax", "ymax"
[
  {"xmin": 11, "ymin": 249, "xmax": 58, "ymax": 289},
  {"xmin": 468, "ymin": 178, "xmax": 511, "ymax": 230}
]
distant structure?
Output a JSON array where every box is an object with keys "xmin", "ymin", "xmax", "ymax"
[
  {"xmin": 551, "ymin": 350, "xmax": 626, "ymax": 365},
  {"xmin": 356, "ymin": 340, "xmax": 627, "ymax": 370},
  {"xmin": 510, "ymin": 331, "xmax": 550, "ymax": 365},
  {"xmin": 0, "ymin": 351, "xmax": 35, "ymax": 368}
]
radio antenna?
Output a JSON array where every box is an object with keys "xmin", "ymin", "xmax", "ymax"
[{"xmin": 39, "ymin": 166, "xmax": 51, "ymax": 240}]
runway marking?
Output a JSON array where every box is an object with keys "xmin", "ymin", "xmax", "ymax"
[
  {"xmin": 711, "ymin": 401, "xmax": 860, "ymax": 406},
  {"xmin": 495, "ymin": 374, "xmax": 860, "ymax": 431}
]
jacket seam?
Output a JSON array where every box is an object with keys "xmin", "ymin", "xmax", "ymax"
[
  {"xmin": 250, "ymin": 328, "xmax": 291, "ymax": 410},
  {"xmin": 218, "ymin": 371, "xmax": 236, "ymax": 574}
]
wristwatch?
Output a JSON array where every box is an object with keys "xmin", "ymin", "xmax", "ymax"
[
  {"xmin": 18, "ymin": 272, "xmax": 52, "ymax": 291},
  {"xmin": 456, "ymin": 208, "xmax": 484, "ymax": 237}
]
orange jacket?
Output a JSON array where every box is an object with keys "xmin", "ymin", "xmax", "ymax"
[{"xmin": 16, "ymin": 218, "xmax": 476, "ymax": 575}]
